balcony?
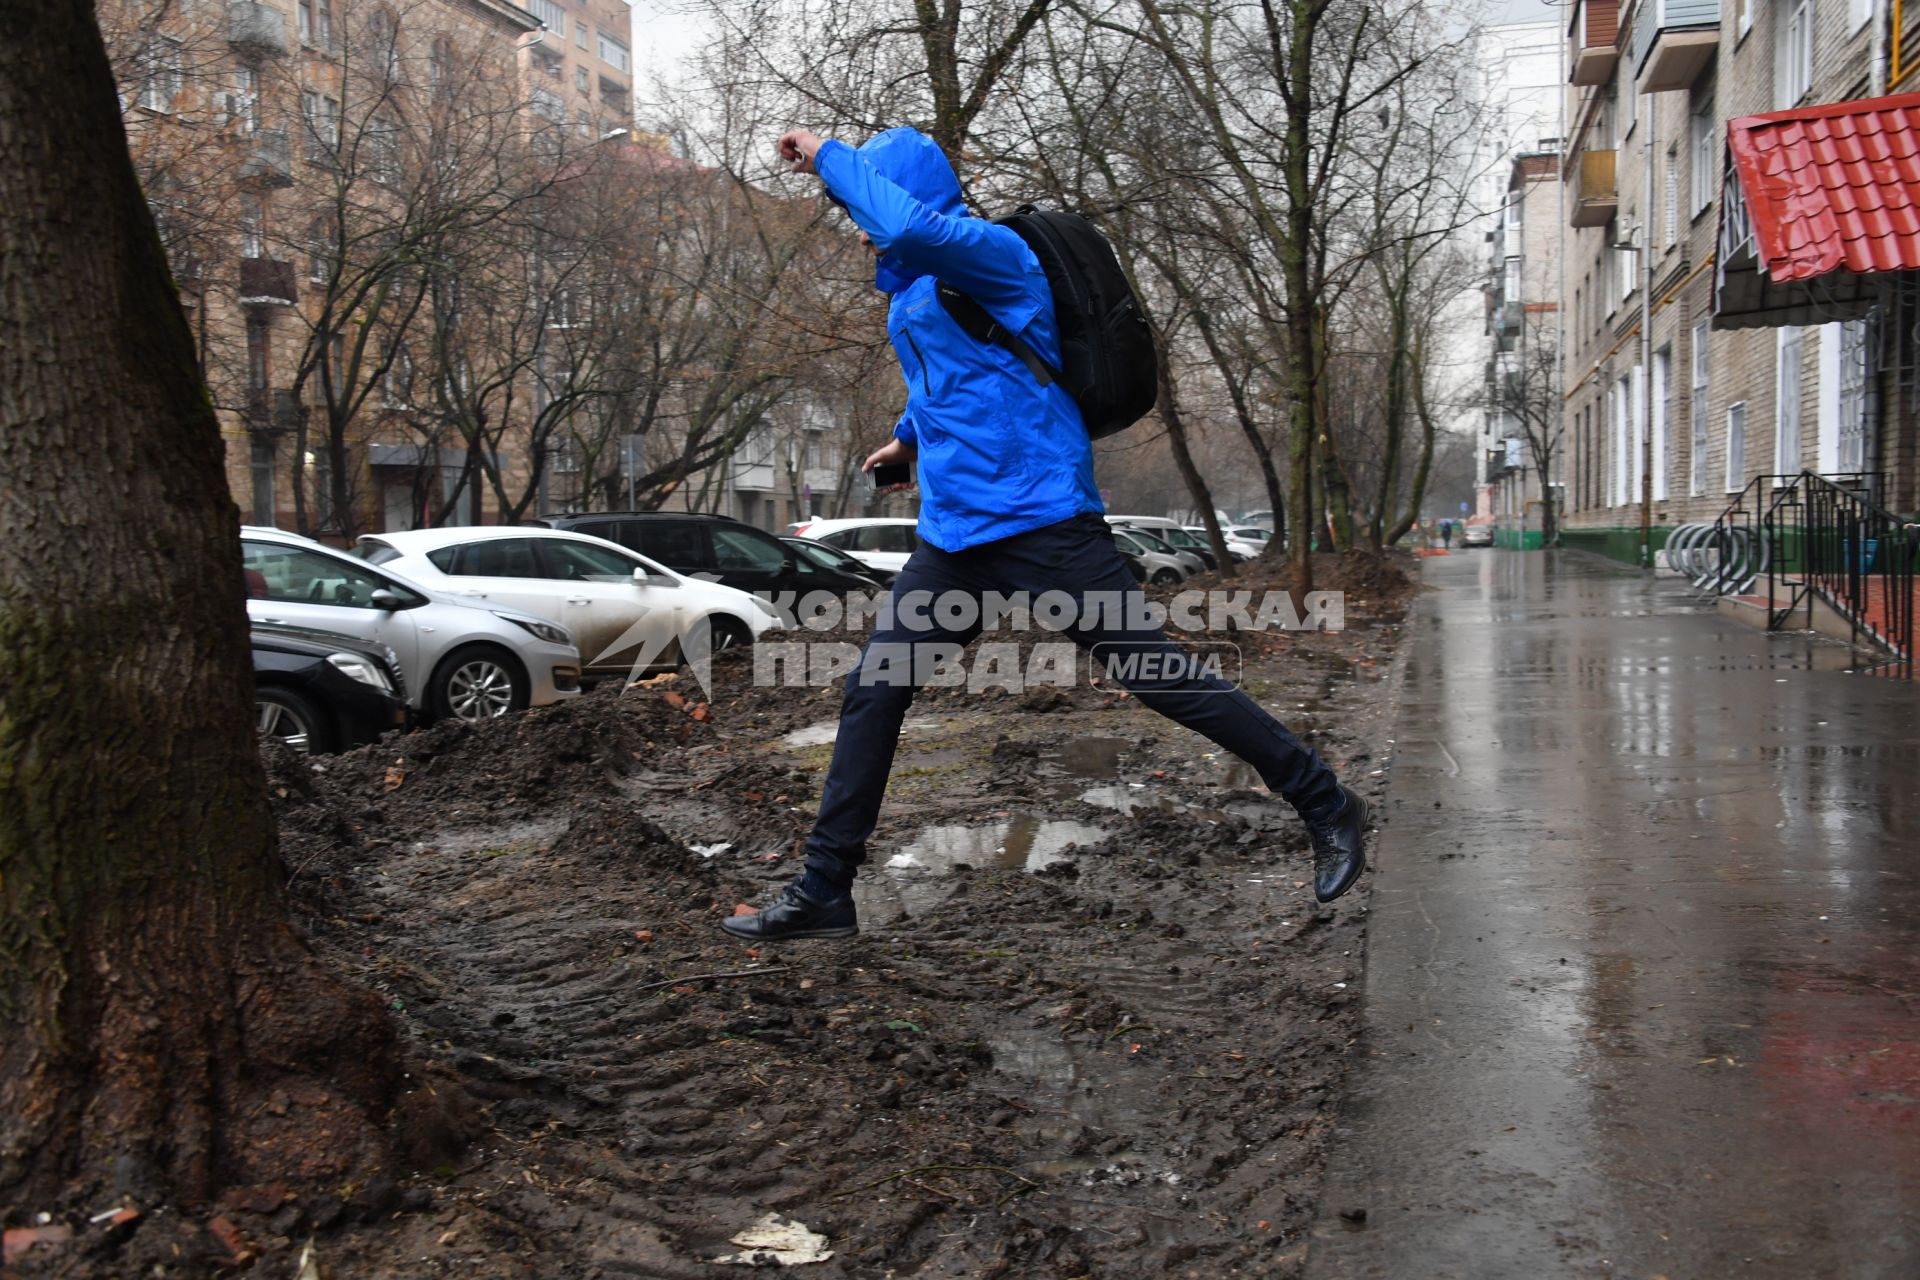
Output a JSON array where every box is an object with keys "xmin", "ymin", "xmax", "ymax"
[
  {"xmin": 1568, "ymin": 0, "xmax": 1619, "ymax": 87},
  {"xmin": 239, "ymin": 256, "xmax": 297, "ymax": 306},
  {"xmin": 227, "ymin": 1, "xmax": 288, "ymax": 58},
  {"xmin": 1571, "ymin": 148, "xmax": 1618, "ymax": 228},
  {"xmin": 237, "ymin": 128, "xmax": 292, "ymax": 187},
  {"xmin": 1629, "ymin": 0, "xmax": 1720, "ymax": 94},
  {"xmin": 246, "ymin": 388, "xmax": 302, "ymax": 431}
]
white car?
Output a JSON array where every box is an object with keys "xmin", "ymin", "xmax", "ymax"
[
  {"xmin": 1183, "ymin": 526, "xmax": 1261, "ymax": 561},
  {"xmin": 788, "ymin": 517, "xmax": 920, "ymax": 576},
  {"xmin": 241, "ymin": 527, "xmax": 581, "ymax": 722},
  {"xmin": 356, "ymin": 527, "xmax": 783, "ymax": 677}
]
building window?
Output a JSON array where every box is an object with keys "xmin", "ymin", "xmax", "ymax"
[
  {"xmin": 1838, "ymin": 318, "xmax": 1872, "ymax": 472},
  {"xmin": 383, "ymin": 343, "xmax": 413, "ymax": 408},
  {"xmin": 1662, "ymin": 148, "xmax": 1679, "ymax": 247},
  {"xmin": 369, "ymin": 114, "xmax": 400, "ymax": 184},
  {"xmin": 429, "ymin": 37, "xmax": 454, "ymax": 99},
  {"xmin": 137, "ymin": 37, "xmax": 183, "ymax": 112},
  {"xmin": 575, "ymin": 19, "xmax": 588, "ymax": 49},
  {"xmin": 1613, "ymin": 375, "xmax": 1633, "ymax": 507},
  {"xmin": 1503, "ymin": 255, "xmax": 1521, "ymax": 300},
  {"xmin": 1778, "ymin": 0, "xmax": 1813, "ymax": 108},
  {"xmin": 307, "ymin": 218, "xmax": 332, "ymax": 284},
  {"xmin": 1727, "ymin": 403, "xmax": 1747, "ymax": 491},
  {"xmin": 597, "ymin": 31, "xmax": 631, "ymax": 73},
  {"xmin": 368, "ymin": 9, "xmax": 400, "ymax": 83},
  {"xmin": 303, "ymin": 92, "xmax": 340, "ymax": 163},
  {"xmin": 1690, "ymin": 96, "xmax": 1716, "ymax": 217},
  {"xmin": 1653, "ymin": 346, "xmax": 1672, "ymax": 501},
  {"xmin": 246, "ymin": 313, "xmax": 270, "ymax": 392},
  {"xmin": 1690, "ymin": 318, "xmax": 1710, "ymax": 496},
  {"xmin": 529, "ymin": 0, "xmax": 566, "ymax": 31},
  {"xmin": 299, "ymin": 0, "xmax": 334, "ymax": 46},
  {"xmin": 575, "ymin": 108, "xmax": 592, "ymax": 137},
  {"xmin": 1775, "ymin": 326, "xmax": 1803, "ymax": 478},
  {"xmin": 240, "ymin": 195, "xmax": 265, "ymax": 259},
  {"xmin": 250, "ymin": 436, "xmax": 277, "ymax": 524}
]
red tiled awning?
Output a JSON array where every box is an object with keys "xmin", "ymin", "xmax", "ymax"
[{"xmin": 1715, "ymin": 92, "xmax": 1920, "ymax": 329}]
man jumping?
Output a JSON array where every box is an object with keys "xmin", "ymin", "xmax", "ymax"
[{"xmin": 723, "ymin": 126, "xmax": 1367, "ymax": 942}]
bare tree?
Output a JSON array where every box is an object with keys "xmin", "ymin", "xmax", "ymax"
[{"xmin": 1492, "ymin": 309, "xmax": 1561, "ymax": 544}]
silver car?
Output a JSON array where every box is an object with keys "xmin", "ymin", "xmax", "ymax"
[
  {"xmin": 1111, "ymin": 527, "xmax": 1191, "ymax": 584},
  {"xmin": 241, "ymin": 527, "xmax": 582, "ymax": 722}
]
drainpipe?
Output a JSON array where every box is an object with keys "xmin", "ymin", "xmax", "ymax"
[{"xmin": 1639, "ymin": 86, "xmax": 1656, "ymax": 570}]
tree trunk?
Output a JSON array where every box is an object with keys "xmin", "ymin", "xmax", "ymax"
[
  {"xmin": 0, "ymin": 0, "xmax": 398, "ymax": 1209},
  {"xmin": 1151, "ymin": 330, "xmax": 1229, "ymax": 575}
]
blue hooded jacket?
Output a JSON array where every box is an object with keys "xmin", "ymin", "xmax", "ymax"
[{"xmin": 814, "ymin": 129, "xmax": 1103, "ymax": 552}]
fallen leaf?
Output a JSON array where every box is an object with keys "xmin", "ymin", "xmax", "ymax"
[
  {"xmin": 690, "ymin": 703, "xmax": 712, "ymax": 722},
  {"xmin": 382, "ymin": 766, "xmax": 405, "ymax": 792},
  {"xmin": 634, "ymin": 930, "xmax": 653, "ymax": 943},
  {"xmin": 663, "ymin": 691, "xmax": 686, "ymax": 709},
  {"xmin": 4, "ymin": 1225, "xmax": 74, "ymax": 1265}
]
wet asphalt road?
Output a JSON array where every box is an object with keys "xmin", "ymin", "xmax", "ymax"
[{"xmin": 1307, "ymin": 550, "xmax": 1920, "ymax": 1279}]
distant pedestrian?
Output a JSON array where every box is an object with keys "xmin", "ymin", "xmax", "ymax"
[
  {"xmin": 1441, "ymin": 519, "xmax": 1454, "ymax": 548},
  {"xmin": 721, "ymin": 126, "xmax": 1369, "ymax": 942}
]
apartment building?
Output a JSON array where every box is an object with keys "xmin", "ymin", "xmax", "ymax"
[
  {"xmin": 1483, "ymin": 150, "xmax": 1564, "ymax": 548},
  {"xmin": 1560, "ymin": 0, "xmax": 1919, "ymax": 564},
  {"xmin": 519, "ymin": 0, "xmax": 635, "ymax": 142},
  {"xmin": 113, "ymin": 0, "xmax": 654, "ymax": 536}
]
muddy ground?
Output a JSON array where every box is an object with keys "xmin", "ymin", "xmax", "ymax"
[{"xmin": 28, "ymin": 553, "xmax": 1418, "ymax": 1279}]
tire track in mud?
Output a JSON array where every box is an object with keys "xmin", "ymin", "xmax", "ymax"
[{"xmin": 274, "ymin": 601, "xmax": 1405, "ymax": 1278}]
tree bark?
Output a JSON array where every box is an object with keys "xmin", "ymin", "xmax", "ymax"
[{"xmin": 0, "ymin": 0, "xmax": 397, "ymax": 1209}]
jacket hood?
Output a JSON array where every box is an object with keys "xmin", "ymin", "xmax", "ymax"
[{"xmin": 858, "ymin": 128, "xmax": 965, "ymax": 294}]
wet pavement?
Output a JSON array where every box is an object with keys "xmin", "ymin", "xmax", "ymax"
[{"xmin": 1308, "ymin": 551, "xmax": 1920, "ymax": 1278}]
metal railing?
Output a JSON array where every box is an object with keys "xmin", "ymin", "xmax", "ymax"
[{"xmin": 1765, "ymin": 471, "xmax": 1913, "ymax": 662}]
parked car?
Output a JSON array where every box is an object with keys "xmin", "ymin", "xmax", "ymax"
[
  {"xmin": 356, "ymin": 527, "xmax": 784, "ymax": 677},
  {"xmin": 1108, "ymin": 516, "xmax": 1219, "ymax": 571},
  {"xmin": 787, "ymin": 517, "xmax": 921, "ymax": 576},
  {"xmin": 1461, "ymin": 520, "xmax": 1495, "ymax": 547},
  {"xmin": 1110, "ymin": 528, "xmax": 1189, "ymax": 584},
  {"xmin": 1225, "ymin": 525, "xmax": 1275, "ymax": 548},
  {"xmin": 252, "ymin": 624, "xmax": 409, "ymax": 754},
  {"xmin": 1108, "ymin": 522, "xmax": 1205, "ymax": 577},
  {"xmin": 1184, "ymin": 526, "xmax": 1260, "ymax": 562},
  {"xmin": 781, "ymin": 535, "xmax": 892, "ymax": 589},
  {"xmin": 532, "ymin": 511, "xmax": 842, "ymax": 601},
  {"xmin": 241, "ymin": 527, "xmax": 582, "ymax": 723},
  {"xmin": 1238, "ymin": 510, "xmax": 1275, "ymax": 528}
]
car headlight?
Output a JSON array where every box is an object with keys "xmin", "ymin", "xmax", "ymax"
[
  {"xmin": 494, "ymin": 611, "xmax": 571, "ymax": 646},
  {"xmin": 327, "ymin": 652, "xmax": 393, "ymax": 692}
]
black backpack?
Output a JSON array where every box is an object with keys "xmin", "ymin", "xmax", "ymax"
[{"xmin": 937, "ymin": 205, "xmax": 1158, "ymax": 439}]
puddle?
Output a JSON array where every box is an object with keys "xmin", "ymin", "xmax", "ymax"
[
  {"xmin": 886, "ymin": 816, "xmax": 1107, "ymax": 873},
  {"xmin": 1048, "ymin": 736, "xmax": 1132, "ymax": 777},
  {"xmin": 781, "ymin": 717, "xmax": 943, "ymax": 748}
]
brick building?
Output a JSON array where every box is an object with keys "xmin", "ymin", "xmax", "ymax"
[{"xmin": 1559, "ymin": 0, "xmax": 1918, "ymax": 564}]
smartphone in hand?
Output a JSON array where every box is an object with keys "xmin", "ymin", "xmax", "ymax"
[{"xmin": 869, "ymin": 461, "xmax": 913, "ymax": 492}]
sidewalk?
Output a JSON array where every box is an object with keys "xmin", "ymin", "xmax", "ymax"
[{"xmin": 1308, "ymin": 550, "xmax": 1920, "ymax": 1278}]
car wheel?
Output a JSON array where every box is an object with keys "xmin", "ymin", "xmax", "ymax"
[
  {"xmin": 430, "ymin": 644, "xmax": 529, "ymax": 723},
  {"xmin": 708, "ymin": 616, "xmax": 751, "ymax": 654},
  {"xmin": 1150, "ymin": 567, "xmax": 1179, "ymax": 585},
  {"xmin": 256, "ymin": 686, "xmax": 332, "ymax": 754}
]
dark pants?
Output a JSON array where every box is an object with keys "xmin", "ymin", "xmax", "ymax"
[{"xmin": 801, "ymin": 514, "xmax": 1342, "ymax": 886}]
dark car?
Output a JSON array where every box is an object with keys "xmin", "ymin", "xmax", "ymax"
[
  {"xmin": 780, "ymin": 535, "xmax": 892, "ymax": 589},
  {"xmin": 531, "ymin": 512, "xmax": 859, "ymax": 599},
  {"xmin": 252, "ymin": 624, "xmax": 409, "ymax": 754}
]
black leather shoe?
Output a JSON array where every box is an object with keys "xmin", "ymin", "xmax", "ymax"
[
  {"xmin": 1305, "ymin": 785, "xmax": 1369, "ymax": 903},
  {"xmin": 720, "ymin": 884, "xmax": 858, "ymax": 941}
]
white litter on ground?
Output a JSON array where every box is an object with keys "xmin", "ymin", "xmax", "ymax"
[
  {"xmin": 690, "ymin": 842, "xmax": 732, "ymax": 858},
  {"xmin": 715, "ymin": 1214, "xmax": 833, "ymax": 1266}
]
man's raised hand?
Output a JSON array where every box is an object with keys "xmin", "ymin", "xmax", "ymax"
[{"xmin": 776, "ymin": 129, "xmax": 824, "ymax": 175}]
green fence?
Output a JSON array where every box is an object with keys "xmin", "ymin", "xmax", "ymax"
[{"xmin": 1559, "ymin": 525, "xmax": 1676, "ymax": 565}]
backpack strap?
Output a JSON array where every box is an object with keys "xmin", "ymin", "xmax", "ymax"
[{"xmin": 936, "ymin": 282, "xmax": 1059, "ymax": 388}]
